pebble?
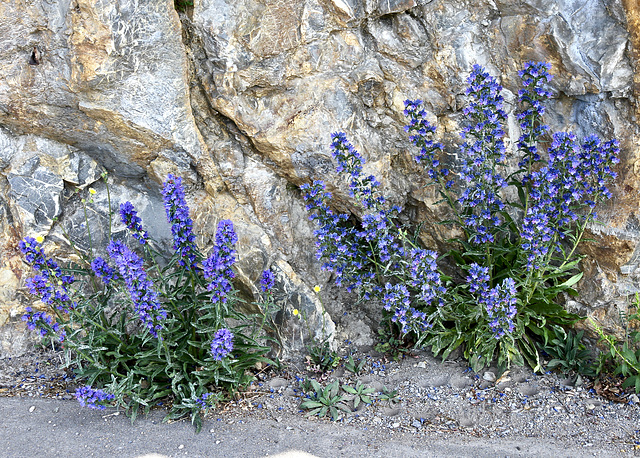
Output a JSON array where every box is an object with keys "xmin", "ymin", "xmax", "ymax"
[
  {"xmin": 4, "ymin": 347, "xmax": 640, "ymax": 454},
  {"xmin": 483, "ymin": 371, "xmax": 496, "ymax": 382}
]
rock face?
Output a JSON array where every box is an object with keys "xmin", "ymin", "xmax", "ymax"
[{"xmin": 0, "ymin": 0, "xmax": 639, "ymax": 355}]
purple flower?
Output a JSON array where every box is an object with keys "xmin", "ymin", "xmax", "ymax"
[
  {"xmin": 301, "ymin": 179, "xmax": 381, "ymax": 299},
  {"xmin": 211, "ymin": 328, "xmax": 234, "ymax": 361},
  {"xmin": 330, "ymin": 132, "xmax": 384, "ymax": 210},
  {"xmin": 119, "ymin": 201, "xmax": 148, "ymax": 244},
  {"xmin": 75, "ymin": 386, "xmax": 115, "ymax": 410},
  {"xmin": 203, "ymin": 220, "xmax": 238, "ymax": 304},
  {"xmin": 260, "ymin": 269, "xmax": 275, "ymax": 293},
  {"xmin": 19, "ymin": 237, "xmax": 75, "ymax": 312},
  {"xmin": 520, "ymin": 131, "xmax": 618, "ymax": 269},
  {"xmin": 91, "ymin": 257, "xmax": 119, "ymax": 285},
  {"xmin": 19, "ymin": 237, "xmax": 49, "ymax": 270},
  {"xmin": 383, "ymin": 283, "xmax": 431, "ymax": 334},
  {"xmin": 21, "ymin": 307, "xmax": 64, "ymax": 341},
  {"xmin": 483, "ymin": 278, "xmax": 518, "ymax": 339},
  {"xmin": 466, "ymin": 263, "xmax": 490, "ymax": 294},
  {"xmin": 457, "ymin": 65, "xmax": 508, "ymax": 244},
  {"xmin": 162, "ymin": 174, "xmax": 198, "ymax": 269},
  {"xmin": 196, "ymin": 393, "xmax": 213, "ymax": 409},
  {"xmin": 107, "ymin": 240, "xmax": 166, "ymax": 337},
  {"xmin": 403, "ymin": 100, "xmax": 449, "ymax": 184},
  {"xmin": 409, "ymin": 249, "xmax": 445, "ymax": 307},
  {"xmin": 517, "ymin": 62, "xmax": 553, "ymax": 171}
]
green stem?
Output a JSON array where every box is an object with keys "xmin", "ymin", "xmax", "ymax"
[
  {"xmin": 144, "ymin": 243, "xmax": 167, "ymax": 286},
  {"xmin": 104, "ymin": 172, "xmax": 113, "ymax": 239},
  {"xmin": 556, "ymin": 208, "xmax": 594, "ymax": 272},
  {"xmin": 589, "ymin": 317, "xmax": 640, "ymax": 376},
  {"xmin": 521, "ymin": 111, "xmax": 540, "ymax": 219},
  {"xmin": 82, "ymin": 199, "xmax": 94, "ymax": 256},
  {"xmin": 57, "ymin": 218, "xmax": 90, "ymax": 267},
  {"xmin": 437, "ymin": 175, "xmax": 466, "ymax": 230}
]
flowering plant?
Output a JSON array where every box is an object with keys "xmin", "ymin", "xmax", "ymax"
[
  {"xmin": 303, "ymin": 63, "xmax": 619, "ymax": 371},
  {"xmin": 19, "ymin": 173, "xmax": 271, "ymax": 431}
]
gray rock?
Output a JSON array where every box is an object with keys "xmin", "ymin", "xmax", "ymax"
[
  {"xmin": 1, "ymin": 0, "xmax": 639, "ymax": 357},
  {"xmin": 8, "ymin": 156, "xmax": 63, "ymax": 234}
]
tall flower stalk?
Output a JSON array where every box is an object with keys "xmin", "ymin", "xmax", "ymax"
[
  {"xmin": 162, "ymin": 174, "xmax": 198, "ymax": 269},
  {"xmin": 203, "ymin": 220, "xmax": 238, "ymax": 305},
  {"xmin": 107, "ymin": 240, "xmax": 167, "ymax": 338}
]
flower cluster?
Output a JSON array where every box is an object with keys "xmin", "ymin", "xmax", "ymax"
[
  {"xmin": 579, "ymin": 135, "xmax": 620, "ymax": 205},
  {"xmin": 520, "ymin": 132, "xmax": 619, "ymax": 268},
  {"xmin": 484, "ymin": 278, "xmax": 518, "ymax": 339},
  {"xmin": 196, "ymin": 392, "xmax": 213, "ymax": 409},
  {"xmin": 465, "ymin": 264, "xmax": 517, "ymax": 339},
  {"xmin": 404, "ymin": 100, "xmax": 452, "ymax": 186},
  {"xmin": 458, "ymin": 65, "xmax": 508, "ymax": 244},
  {"xmin": 162, "ymin": 174, "xmax": 198, "ymax": 269},
  {"xmin": 260, "ymin": 269, "xmax": 275, "ymax": 293},
  {"xmin": 409, "ymin": 249, "xmax": 445, "ymax": 307},
  {"xmin": 21, "ymin": 307, "xmax": 64, "ymax": 341},
  {"xmin": 20, "ymin": 237, "xmax": 75, "ymax": 313},
  {"xmin": 383, "ymin": 283, "xmax": 429, "ymax": 334},
  {"xmin": 517, "ymin": 62, "xmax": 553, "ymax": 171},
  {"xmin": 301, "ymin": 180, "xmax": 374, "ymax": 296},
  {"xmin": 119, "ymin": 201, "xmax": 148, "ymax": 244},
  {"xmin": 91, "ymin": 257, "xmax": 119, "ymax": 285},
  {"xmin": 358, "ymin": 206, "xmax": 403, "ymax": 263},
  {"xmin": 331, "ymin": 133, "xmax": 404, "ymax": 280},
  {"xmin": 330, "ymin": 132, "xmax": 383, "ymax": 210},
  {"xmin": 20, "ymin": 236, "xmax": 48, "ymax": 268},
  {"xmin": 75, "ymin": 386, "xmax": 115, "ymax": 410},
  {"xmin": 466, "ymin": 263, "xmax": 490, "ymax": 294},
  {"xmin": 210, "ymin": 328, "xmax": 234, "ymax": 361},
  {"xmin": 203, "ymin": 220, "xmax": 238, "ymax": 304},
  {"xmin": 107, "ymin": 240, "xmax": 166, "ymax": 337}
]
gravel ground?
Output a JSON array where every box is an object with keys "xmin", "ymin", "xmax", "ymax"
[{"xmin": 2, "ymin": 345, "xmax": 640, "ymax": 456}]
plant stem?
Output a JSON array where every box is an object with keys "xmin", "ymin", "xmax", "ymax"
[{"xmin": 104, "ymin": 172, "xmax": 113, "ymax": 239}]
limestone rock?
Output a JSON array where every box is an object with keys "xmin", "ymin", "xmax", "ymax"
[
  {"xmin": 1, "ymin": 0, "xmax": 640, "ymax": 354},
  {"xmin": 0, "ymin": 0, "xmax": 204, "ymax": 178}
]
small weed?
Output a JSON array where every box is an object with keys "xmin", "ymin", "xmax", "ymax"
[
  {"xmin": 344, "ymin": 354, "xmax": 367, "ymax": 375},
  {"xmin": 541, "ymin": 329, "xmax": 596, "ymax": 377},
  {"xmin": 375, "ymin": 326, "xmax": 411, "ymax": 360},
  {"xmin": 299, "ymin": 379, "xmax": 349, "ymax": 420},
  {"xmin": 591, "ymin": 294, "xmax": 640, "ymax": 393},
  {"xmin": 377, "ymin": 386, "xmax": 400, "ymax": 405},
  {"xmin": 342, "ymin": 381, "xmax": 374, "ymax": 409},
  {"xmin": 306, "ymin": 340, "xmax": 340, "ymax": 374}
]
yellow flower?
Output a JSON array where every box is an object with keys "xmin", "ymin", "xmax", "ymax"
[
  {"xmin": 293, "ymin": 309, "xmax": 299, "ymax": 316},
  {"xmin": 313, "ymin": 285, "xmax": 321, "ymax": 293},
  {"xmin": 89, "ymin": 188, "xmax": 97, "ymax": 195},
  {"xmin": 35, "ymin": 235, "xmax": 44, "ymax": 243}
]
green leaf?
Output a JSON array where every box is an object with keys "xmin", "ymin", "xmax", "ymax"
[{"xmin": 300, "ymin": 400, "xmax": 323, "ymax": 409}]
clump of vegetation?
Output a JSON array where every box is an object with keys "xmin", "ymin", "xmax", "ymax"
[
  {"xmin": 20, "ymin": 174, "xmax": 272, "ymax": 431},
  {"xmin": 591, "ymin": 293, "xmax": 640, "ymax": 393},
  {"xmin": 301, "ymin": 62, "xmax": 619, "ymax": 372}
]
